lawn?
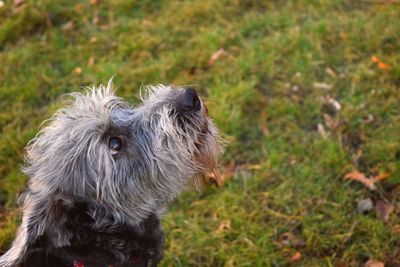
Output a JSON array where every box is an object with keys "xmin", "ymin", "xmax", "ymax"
[{"xmin": 0, "ymin": 0, "xmax": 400, "ymax": 266}]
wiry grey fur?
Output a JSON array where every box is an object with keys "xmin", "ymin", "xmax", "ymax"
[{"xmin": 0, "ymin": 81, "xmax": 222, "ymax": 266}]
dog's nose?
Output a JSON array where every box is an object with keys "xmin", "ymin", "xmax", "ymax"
[{"xmin": 176, "ymin": 88, "xmax": 201, "ymax": 113}]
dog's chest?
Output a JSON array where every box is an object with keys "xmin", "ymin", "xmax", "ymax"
[{"xmin": 21, "ymin": 198, "xmax": 164, "ymax": 267}]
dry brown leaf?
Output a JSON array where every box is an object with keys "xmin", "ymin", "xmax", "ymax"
[
  {"xmin": 376, "ymin": 201, "xmax": 394, "ymax": 223},
  {"xmin": 325, "ymin": 67, "xmax": 337, "ymax": 77},
  {"xmin": 261, "ymin": 125, "xmax": 270, "ymax": 135},
  {"xmin": 371, "ymin": 55, "xmax": 390, "ymax": 70},
  {"xmin": 344, "ymin": 171, "xmax": 375, "ymax": 190},
  {"xmin": 208, "ymin": 48, "xmax": 226, "ymax": 65},
  {"xmin": 215, "ymin": 220, "xmax": 231, "ymax": 234},
  {"xmin": 74, "ymin": 3, "xmax": 85, "ymax": 12},
  {"xmin": 90, "ymin": 0, "xmax": 98, "ymax": 5},
  {"xmin": 364, "ymin": 259, "xmax": 384, "ymax": 267},
  {"xmin": 344, "ymin": 171, "xmax": 390, "ymax": 190},
  {"xmin": 88, "ymin": 57, "xmax": 95, "ymax": 67},
  {"xmin": 391, "ymin": 225, "xmax": 400, "ymax": 234},
  {"xmin": 373, "ymin": 173, "xmax": 390, "ymax": 182},
  {"xmin": 73, "ymin": 67, "xmax": 82, "ymax": 75},
  {"xmin": 290, "ymin": 251, "xmax": 302, "ymax": 262}
]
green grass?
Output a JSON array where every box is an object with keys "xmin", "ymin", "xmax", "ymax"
[{"xmin": 1, "ymin": 0, "xmax": 400, "ymax": 266}]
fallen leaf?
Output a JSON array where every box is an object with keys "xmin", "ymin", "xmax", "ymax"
[
  {"xmin": 327, "ymin": 97, "xmax": 342, "ymax": 110},
  {"xmin": 73, "ymin": 67, "xmax": 82, "ymax": 75},
  {"xmin": 376, "ymin": 201, "xmax": 394, "ymax": 223},
  {"xmin": 90, "ymin": 36, "xmax": 97, "ymax": 43},
  {"xmin": 90, "ymin": 0, "xmax": 98, "ymax": 4},
  {"xmin": 371, "ymin": 56, "xmax": 379, "ymax": 63},
  {"xmin": 391, "ymin": 225, "xmax": 400, "ymax": 234},
  {"xmin": 290, "ymin": 251, "xmax": 302, "ymax": 262},
  {"xmin": 61, "ymin": 21, "xmax": 74, "ymax": 32},
  {"xmin": 215, "ymin": 220, "xmax": 231, "ymax": 234},
  {"xmin": 74, "ymin": 3, "xmax": 85, "ymax": 12},
  {"xmin": 88, "ymin": 57, "xmax": 95, "ymax": 67},
  {"xmin": 208, "ymin": 48, "xmax": 226, "ymax": 65},
  {"xmin": 344, "ymin": 171, "xmax": 390, "ymax": 190},
  {"xmin": 344, "ymin": 172, "xmax": 375, "ymax": 190},
  {"xmin": 313, "ymin": 82, "xmax": 333, "ymax": 90},
  {"xmin": 317, "ymin": 123, "xmax": 328, "ymax": 139},
  {"xmin": 325, "ymin": 67, "xmax": 337, "ymax": 78},
  {"xmin": 371, "ymin": 55, "xmax": 390, "ymax": 70},
  {"xmin": 378, "ymin": 62, "xmax": 389, "ymax": 70},
  {"xmin": 260, "ymin": 125, "xmax": 270, "ymax": 135},
  {"xmin": 363, "ymin": 114, "xmax": 374, "ymax": 124},
  {"xmin": 364, "ymin": 259, "xmax": 384, "ymax": 267},
  {"xmin": 373, "ymin": 173, "xmax": 390, "ymax": 182}
]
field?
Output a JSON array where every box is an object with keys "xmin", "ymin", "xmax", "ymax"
[{"xmin": 1, "ymin": 0, "xmax": 400, "ymax": 266}]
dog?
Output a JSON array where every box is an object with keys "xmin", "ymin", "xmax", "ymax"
[{"xmin": 0, "ymin": 81, "xmax": 222, "ymax": 267}]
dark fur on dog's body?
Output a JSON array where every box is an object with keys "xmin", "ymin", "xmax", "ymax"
[
  {"xmin": 19, "ymin": 194, "xmax": 163, "ymax": 267},
  {"xmin": 0, "ymin": 82, "xmax": 222, "ymax": 267}
]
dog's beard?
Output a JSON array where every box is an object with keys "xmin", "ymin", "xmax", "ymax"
[{"xmin": 168, "ymin": 110, "xmax": 222, "ymax": 187}]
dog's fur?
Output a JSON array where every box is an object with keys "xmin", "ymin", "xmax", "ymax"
[{"xmin": 0, "ymin": 81, "xmax": 222, "ymax": 266}]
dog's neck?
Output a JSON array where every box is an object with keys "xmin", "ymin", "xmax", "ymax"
[{"xmin": 14, "ymin": 192, "xmax": 165, "ymax": 266}]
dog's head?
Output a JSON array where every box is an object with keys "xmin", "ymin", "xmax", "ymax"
[{"xmin": 24, "ymin": 81, "xmax": 222, "ymax": 222}]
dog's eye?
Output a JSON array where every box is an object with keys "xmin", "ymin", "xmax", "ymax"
[{"xmin": 109, "ymin": 137, "xmax": 122, "ymax": 154}]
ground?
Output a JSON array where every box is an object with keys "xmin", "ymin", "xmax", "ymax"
[{"xmin": 0, "ymin": 1, "xmax": 399, "ymax": 266}]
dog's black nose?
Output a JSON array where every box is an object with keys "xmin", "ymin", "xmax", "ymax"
[{"xmin": 176, "ymin": 88, "xmax": 201, "ymax": 113}]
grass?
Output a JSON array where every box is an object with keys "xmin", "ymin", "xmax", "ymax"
[{"xmin": 0, "ymin": 0, "xmax": 400, "ymax": 266}]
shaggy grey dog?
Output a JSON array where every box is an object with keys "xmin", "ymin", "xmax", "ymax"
[{"xmin": 0, "ymin": 81, "xmax": 222, "ymax": 267}]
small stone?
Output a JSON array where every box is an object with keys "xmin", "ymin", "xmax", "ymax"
[{"xmin": 357, "ymin": 198, "xmax": 374, "ymax": 214}]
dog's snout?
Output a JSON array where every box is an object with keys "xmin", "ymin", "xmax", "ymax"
[{"xmin": 176, "ymin": 88, "xmax": 201, "ymax": 113}]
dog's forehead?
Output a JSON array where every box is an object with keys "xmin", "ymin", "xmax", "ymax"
[{"xmin": 111, "ymin": 108, "xmax": 136, "ymax": 127}]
